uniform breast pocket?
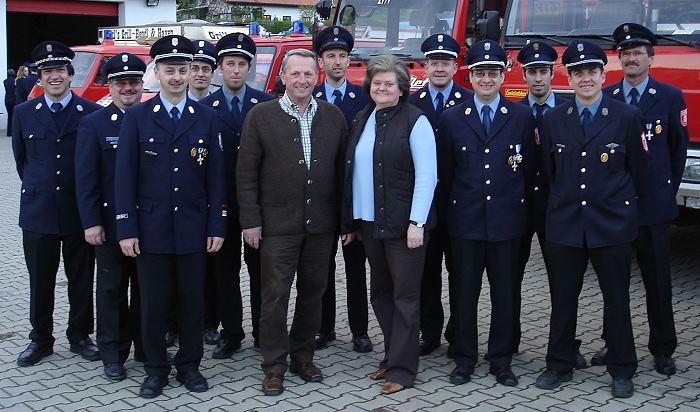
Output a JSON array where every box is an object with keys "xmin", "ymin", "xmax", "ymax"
[
  {"xmin": 550, "ymin": 144, "xmax": 572, "ymax": 176},
  {"xmin": 453, "ymin": 144, "xmax": 473, "ymax": 171},
  {"xmin": 598, "ymin": 143, "xmax": 626, "ymax": 175},
  {"xmin": 139, "ymin": 134, "xmax": 166, "ymax": 165},
  {"xmin": 188, "ymin": 135, "xmax": 210, "ymax": 167},
  {"xmin": 99, "ymin": 137, "xmax": 119, "ymax": 152},
  {"xmin": 23, "ymin": 130, "xmax": 47, "ymax": 159}
]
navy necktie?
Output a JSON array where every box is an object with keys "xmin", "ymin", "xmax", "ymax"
[
  {"xmin": 535, "ymin": 103, "xmax": 546, "ymax": 123},
  {"xmin": 481, "ymin": 105, "xmax": 492, "ymax": 135},
  {"xmin": 581, "ymin": 108, "xmax": 592, "ymax": 134},
  {"xmin": 170, "ymin": 106, "xmax": 180, "ymax": 126},
  {"xmin": 51, "ymin": 102, "xmax": 63, "ymax": 113},
  {"xmin": 436, "ymin": 92, "xmax": 444, "ymax": 117},
  {"xmin": 232, "ymin": 96, "xmax": 242, "ymax": 124},
  {"xmin": 629, "ymin": 88, "xmax": 640, "ymax": 106},
  {"xmin": 332, "ymin": 89, "xmax": 342, "ymax": 106}
]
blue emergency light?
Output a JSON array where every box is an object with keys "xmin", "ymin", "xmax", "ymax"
[
  {"xmin": 250, "ymin": 22, "xmax": 260, "ymax": 35},
  {"xmin": 104, "ymin": 29, "xmax": 114, "ymax": 40},
  {"xmin": 293, "ymin": 20, "xmax": 305, "ymax": 34}
]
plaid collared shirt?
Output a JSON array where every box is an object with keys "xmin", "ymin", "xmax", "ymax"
[{"xmin": 279, "ymin": 92, "xmax": 317, "ymax": 170}]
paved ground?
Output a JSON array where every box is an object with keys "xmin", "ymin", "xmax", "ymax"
[{"xmin": 0, "ymin": 134, "xmax": 698, "ymax": 411}]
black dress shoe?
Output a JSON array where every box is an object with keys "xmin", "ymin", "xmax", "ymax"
[
  {"xmin": 17, "ymin": 342, "xmax": 53, "ymax": 367},
  {"xmin": 165, "ymin": 331, "xmax": 177, "ymax": 348},
  {"xmin": 591, "ymin": 346, "xmax": 608, "ymax": 366},
  {"xmin": 535, "ymin": 369, "xmax": 573, "ymax": 390},
  {"xmin": 70, "ymin": 338, "xmax": 100, "ymax": 361},
  {"xmin": 490, "ymin": 366, "xmax": 518, "ymax": 386},
  {"xmin": 654, "ymin": 355, "xmax": 676, "ymax": 376},
  {"xmin": 139, "ymin": 375, "xmax": 168, "ymax": 398},
  {"xmin": 315, "ymin": 331, "xmax": 336, "ymax": 350},
  {"xmin": 449, "ymin": 366, "xmax": 473, "ymax": 385},
  {"xmin": 419, "ymin": 338, "xmax": 439, "ymax": 356},
  {"xmin": 104, "ymin": 363, "xmax": 126, "ymax": 381},
  {"xmin": 611, "ymin": 377, "xmax": 634, "ymax": 398},
  {"xmin": 176, "ymin": 370, "xmax": 209, "ymax": 392},
  {"xmin": 575, "ymin": 350, "xmax": 588, "ymax": 369},
  {"xmin": 212, "ymin": 338, "xmax": 242, "ymax": 359},
  {"xmin": 352, "ymin": 334, "xmax": 373, "ymax": 353},
  {"xmin": 203, "ymin": 328, "xmax": 220, "ymax": 346}
]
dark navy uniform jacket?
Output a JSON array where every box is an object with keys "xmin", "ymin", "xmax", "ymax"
[
  {"xmin": 114, "ymin": 95, "xmax": 227, "ymax": 255},
  {"xmin": 437, "ymin": 95, "xmax": 536, "ymax": 242},
  {"xmin": 518, "ymin": 93, "xmax": 568, "ymax": 234},
  {"xmin": 312, "ymin": 81, "xmax": 370, "ymax": 129},
  {"xmin": 409, "ymin": 83, "xmax": 472, "ymax": 133},
  {"xmin": 603, "ymin": 77, "xmax": 688, "ymax": 225},
  {"xmin": 200, "ymin": 87, "xmax": 274, "ymax": 221},
  {"xmin": 75, "ymin": 103, "xmax": 127, "ymax": 244},
  {"xmin": 12, "ymin": 94, "xmax": 100, "ymax": 235},
  {"xmin": 540, "ymin": 95, "xmax": 648, "ymax": 248}
]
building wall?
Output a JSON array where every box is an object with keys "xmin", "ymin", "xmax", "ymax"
[{"xmin": 262, "ymin": 5, "xmax": 302, "ymax": 22}]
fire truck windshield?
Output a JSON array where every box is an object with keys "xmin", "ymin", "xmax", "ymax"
[
  {"xmin": 142, "ymin": 45, "xmax": 277, "ymax": 93},
  {"xmin": 71, "ymin": 52, "xmax": 98, "ymax": 88},
  {"xmin": 335, "ymin": 0, "xmax": 458, "ymax": 59},
  {"xmin": 504, "ymin": 0, "xmax": 700, "ymax": 40}
]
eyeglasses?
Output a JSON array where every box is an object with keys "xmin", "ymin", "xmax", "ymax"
[
  {"xmin": 191, "ymin": 65, "xmax": 213, "ymax": 73},
  {"xmin": 427, "ymin": 60, "xmax": 454, "ymax": 69},
  {"xmin": 620, "ymin": 50, "xmax": 647, "ymax": 58},
  {"xmin": 472, "ymin": 70, "xmax": 502, "ymax": 79}
]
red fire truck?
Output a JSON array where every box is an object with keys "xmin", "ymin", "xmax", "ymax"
[{"xmin": 489, "ymin": 0, "xmax": 700, "ymax": 209}]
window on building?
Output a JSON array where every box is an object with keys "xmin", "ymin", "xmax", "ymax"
[{"xmin": 283, "ymin": 16, "xmax": 291, "ymax": 21}]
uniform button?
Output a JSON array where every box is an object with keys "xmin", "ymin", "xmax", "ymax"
[
  {"xmin": 581, "ymin": 151, "xmax": 586, "ymax": 156},
  {"xmin": 580, "ymin": 167, "xmax": 586, "ymax": 173},
  {"xmin": 149, "ymin": 138, "xmax": 154, "ymax": 142},
  {"xmin": 486, "ymin": 180, "xmax": 491, "ymax": 184},
  {"xmin": 174, "ymin": 167, "xmax": 179, "ymax": 172},
  {"xmin": 380, "ymin": 207, "xmax": 384, "ymax": 211},
  {"xmin": 536, "ymin": 171, "xmax": 541, "ymax": 176},
  {"xmin": 461, "ymin": 146, "xmax": 466, "ymax": 151},
  {"xmin": 293, "ymin": 138, "xmax": 299, "ymax": 142},
  {"xmin": 306, "ymin": 219, "xmax": 311, "ymax": 224},
  {"xmin": 174, "ymin": 187, "xmax": 179, "ymax": 192},
  {"xmin": 307, "ymin": 179, "xmax": 312, "ymax": 184},
  {"xmin": 486, "ymin": 195, "xmax": 491, "ymax": 201},
  {"xmin": 580, "ymin": 184, "xmax": 586, "ymax": 189},
  {"xmin": 484, "ymin": 148, "xmax": 489, "ymax": 153},
  {"xmin": 378, "ymin": 162, "xmax": 382, "ymax": 167},
  {"xmin": 581, "ymin": 200, "xmax": 587, "ymax": 206},
  {"xmin": 347, "ymin": 160, "xmax": 351, "ymax": 164},
  {"xmin": 534, "ymin": 186, "xmax": 539, "ymax": 191},
  {"xmin": 558, "ymin": 148, "xmax": 562, "ymax": 153},
  {"xmin": 56, "ymin": 139, "xmax": 61, "ymax": 142},
  {"xmin": 56, "ymin": 171, "xmax": 61, "ymax": 175},
  {"xmin": 112, "ymin": 144, "xmax": 117, "ymax": 149},
  {"xmin": 509, "ymin": 145, "xmax": 514, "ymax": 149},
  {"xmin": 610, "ymin": 149, "xmax": 615, "ymax": 154},
  {"xmin": 484, "ymin": 164, "xmax": 490, "ymax": 169},
  {"xmin": 306, "ymin": 199, "xmax": 311, "ymax": 205},
  {"xmin": 521, "ymin": 198, "xmax": 524, "ymax": 203},
  {"xmin": 667, "ymin": 179, "xmax": 671, "ymax": 184},
  {"xmin": 56, "ymin": 186, "xmax": 61, "ymax": 191},
  {"xmin": 56, "ymin": 154, "xmax": 61, "ymax": 159},
  {"xmin": 174, "ymin": 148, "xmax": 179, "ymax": 153},
  {"xmin": 379, "ymin": 184, "xmax": 383, "ymax": 188},
  {"xmin": 198, "ymin": 139, "xmax": 203, "ymax": 144},
  {"xmin": 299, "ymin": 159, "xmax": 305, "ymax": 165},
  {"xmin": 174, "ymin": 206, "xmax": 178, "ymax": 211},
  {"xmin": 21, "ymin": 189, "xmax": 26, "ymax": 193},
  {"xmin": 452, "ymin": 199, "xmax": 457, "ymax": 204},
  {"xmin": 103, "ymin": 202, "xmax": 108, "ymax": 207},
  {"xmin": 625, "ymin": 200, "xmax": 630, "ymax": 205}
]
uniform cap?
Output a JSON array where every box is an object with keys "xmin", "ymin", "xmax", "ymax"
[
  {"xmin": 31, "ymin": 41, "xmax": 75, "ymax": 69},
  {"xmin": 561, "ymin": 40, "xmax": 607, "ymax": 68},
  {"xmin": 421, "ymin": 34, "xmax": 460, "ymax": 60},
  {"xmin": 150, "ymin": 35, "xmax": 194, "ymax": 64},
  {"xmin": 517, "ymin": 41, "xmax": 558, "ymax": 68},
  {"xmin": 612, "ymin": 23, "xmax": 657, "ymax": 50},
  {"xmin": 216, "ymin": 33, "xmax": 256, "ymax": 62},
  {"xmin": 465, "ymin": 40, "xmax": 506, "ymax": 69},
  {"xmin": 192, "ymin": 39, "xmax": 217, "ymax": 65},
  {"xmin": 313, "ymin": 26, "xmax": 354, "ymax": 55}
]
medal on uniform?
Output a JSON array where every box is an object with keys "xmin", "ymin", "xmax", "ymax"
[
  {"xmin": 655, "ymin": 124, "xmax": 662, "ymax": 134},
  {"xmin": 646, "ymin": 123, "xmax": 654, "ymax": 141},
  {"xmin": 195, "ymin": 147, "xmax": 208, "ymax": 165},
  {"xmin": 600, "ymin": 152, "xmax": 609, "ymax": 163},
  {"xmin": 511, "ymin": 144, "xmax": 522, "ymax": 171}
]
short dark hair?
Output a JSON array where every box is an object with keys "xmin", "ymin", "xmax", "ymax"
[{"xmin": 363, "ymin": 54, "xmax": 410, "ymax": 101}]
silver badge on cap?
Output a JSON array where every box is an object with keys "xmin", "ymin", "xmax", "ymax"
[
  {"xmin": 333, "ymin": 27, "xmax": 339, "ymax": 35},
  {"xmin": 238, "ymin": 34, "xmax": 244, "ymax": 42},
  {"xmin": 577, "ymin": 43, "xmax": 584, "ymax": 52},
  {"xmin": 484, "ymin": 42, "xmax": 491, "ymax": 51},
  {"xmin": 438, "ymin": 35, "xmax": 443, "ymax": 42},
  {"xmin": 123, "ymin": 65, "xmax": 128, "ymax": 70},
  {"xmin": 485, "ymin": 54, "xmax": 490, "ymax": 59},
  {"xmin": 438, "ymin": 45, "xmax": 444, "ymax": 50},
  {"xmin": 500, "ymin": 107, "xmax": 508, "ymax": 114},
  {"xmin": 122, "ymin": 54, "xmax": 129, "ymax": 63},
  {"xmin": 534, "ymin": 53, "xmax": 539, "ymax": 58},
  {"xmin": 172, "ymin": 38, "xmax": 178, "ymax": 46},
  {"xmin": 172, "ymin": 49, "xmax": 178, "ymax": 53},
  {"xmin": 626, "ymin": 35, "xmax": 631, "ymax": 40},
  {"xmin": 199, "ymin": 41, "xmax": 205, "ymax": 47},
  {"xmin": 111, "ymin": 113, "xmax": 118, "ymax": 121},
  {"xmin": 602, "ymin": 107, "xmax": 608, "ymax": 116},
  {"xmin": 153, "ymin": 104, "xmax": 161, "ymax": 112},
  {"xmin": 533, "ymin": 43, "xmax": 540, "ymax": 51},
  {"xmin": 580, "ymin": 54, "xmax": 585, "ymax": 59},
  {"xmin": 46, "ymin": 44, "xmax": 52, "ymax": 52},
  {"xmin": 624, "ymin": 24, "xmax": 630, "ymax": 32}
]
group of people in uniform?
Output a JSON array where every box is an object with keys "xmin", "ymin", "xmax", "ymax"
[{"xmin": 10, "ymin": 20, "xmax": 686, "ymax": 400}]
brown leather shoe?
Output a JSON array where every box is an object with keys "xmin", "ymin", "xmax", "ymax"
[
  {"xmin": 289, "ymin": 362, "xmax": 323, "ymax": 382},
  {"xmin": 380, "ymin": 381, "xmax": 405, "ymax": 395},
  {"xmin": 369, "ymin": 368, "xmax": 387, "ymax": 380},
  {"xmin": 261, "ymin": 373, "xmax": 284, "ymax": 395}
]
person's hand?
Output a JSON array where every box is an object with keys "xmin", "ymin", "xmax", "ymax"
[
  {"xmin": 119, "ymin": 238, "xmax": 140, "ymax": 257},
  {"xmin": 242, "ymin": 226, "xmax": 262, "ymax": 249},
  {"xmin": 207, "ymin": 236, "xmax": 225, "ymax": 252},
  {"xmin": 341, "ymin": 232, "xmax": 356, "ymax": 245},
  {"xmin": 84, "ymin": 225, "xmax": 105, "ymax": 246},
  {"xmin": 406, "ymin": 224, "xmax": 424, "ymax": 249}
]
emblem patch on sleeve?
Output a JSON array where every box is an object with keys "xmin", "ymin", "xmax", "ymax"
[{"xmin": 680, "ymin": 108, "xmax": 688, "ymax": 127}]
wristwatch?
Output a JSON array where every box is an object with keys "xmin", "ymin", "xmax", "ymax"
[{"xmin": 409, "ymin": 220, "xmax": 425, "ymax": 228}]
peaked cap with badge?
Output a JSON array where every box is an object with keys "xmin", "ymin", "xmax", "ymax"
[
  {"xmin": 150, "ymin": 35, "xmax": 194, "ymax": 64},
  {"xmin": 314, "ymin": 25, "xmax": 354, "ymax": 55},
  {"xmin": 517, "ymin": 41, "xmax": 558, "ymax": 68},
  {"xmin": 562, "ymin": 40, "xmax": 607, "ymax": 68},
  {"xmin": 104, "ymin": 52, "xmax": 147, "ymax": 80},
  {"xmin": 31, "ymin": 41, "xmax": 75, "ymax": 70},
  {"xmin": 421, "ymin": 33, "xmax": 460, "ymax": 60},
  {"xmin": 613, "ymin": 22, "xmax": 657, "ymax": 50},
  {"xmin": 192, "ymin": 39, "xmax": 217, "ymax": 67},
  {"xmin": 216, "ymin": 32, "xmax": 256, "ymax": 62},
  {"xmin": 465, "ymin": 40, "xmax": 506, "ymax": 69}
]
